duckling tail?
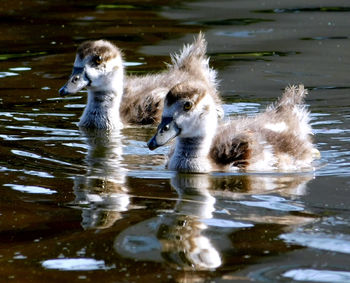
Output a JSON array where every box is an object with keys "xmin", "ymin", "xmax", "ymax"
[
  {"xmin": 275, "ymin": 84, "xmax": 308, "ymax": 108},
  {"xmin": 269, "ymin": 84, "xmax": 312, "ymax": 139}
]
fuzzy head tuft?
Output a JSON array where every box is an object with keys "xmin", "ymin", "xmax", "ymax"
[
  {"xmin": 170, "ymin": 32, "xmax": 219, "ymax": 92},
  {"xmin": 77, "ymin": 40, "xmax": 122, "ymax": 63}
]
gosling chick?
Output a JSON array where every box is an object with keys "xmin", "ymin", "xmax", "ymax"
[
  {"xmin": 59, "ymin": 33, "xmax": 221, "ymax": 129},
  {"xmin": 148, "ymin": 82, "xmax": 319, "ymax": 173}
]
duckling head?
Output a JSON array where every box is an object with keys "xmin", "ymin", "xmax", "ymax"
[
  {"xmin": 59, "ymin": 40, "xmax": 123, "ymax": 96},
  {"xmin": 148, "ymin": 80, "xmax": 218, "ymax": 150}
]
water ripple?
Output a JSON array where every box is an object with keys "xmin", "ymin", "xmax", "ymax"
[
  {"xmin": 0, "ymin": 72, "xmax": 18, "ymax": 78},
  {"xmin": 11, "ymin": 150, "xmax": 73, "ymax": 166},
  {"xmin": 42, "ymin": 258, "xmax": 114, "ymax": 271},
  {"xmin": 9, "ymin": 67, "xmax": 31, "ymax": 71},
  {"xmin": 280, "ymin": 231, "xmax": 350, "ymax": 254},
  {"xmin": 0, "ymin": 166, "xmax": 54, "ymax": 178},
  {"xmin": 254, "ymin": 7, "xmax": 350, "ymax": 14},
  {"xmin": 223, "ymin": 102, "xmax": 261, "ymax": 116},
  {"xmin": 5, "ymin": 125, "xmax": 79, "ymax": 136},
  {"xmin": 4, "ymin": 184, "xmax": 57, "ymax": 194},
  {"xmin": 200, "ymin": 218, "xmax": 253, "ymax": 228},
  {"xmin": 239, "ymin": 195, "xmax": 304, "ymax": 212},
  {"xmin": 217, "ymin": 29, "xmax": 273, "ymax": 38},
  {"xmin": 283, "ymin": 269, "xmax": 350, "ymax": 282}
]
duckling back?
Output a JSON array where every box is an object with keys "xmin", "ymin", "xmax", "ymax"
[
  {"xmin": 210, "ymin": 85, "xmax": 317, "ymax": 171},
  {"xmin": 120, "ymin": 32, "xmax": 222, "ymax": 125}
]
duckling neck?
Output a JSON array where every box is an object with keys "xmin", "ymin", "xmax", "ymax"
[
  {"xmin": 79, "ymin": 81, "xmax": 124, "ymax": 130},
  {"xmin": 169, "ymin": 135, "xmax": 213, "ymax": 173}
]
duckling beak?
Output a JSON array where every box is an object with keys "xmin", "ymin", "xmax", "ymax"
[
  {"xmin": 148, "ymin": 117, "xmax": 180, "ymax": 150},
  {"xmin": 59, "ymin": 67, "xmax": 91, "ymax": 96}
]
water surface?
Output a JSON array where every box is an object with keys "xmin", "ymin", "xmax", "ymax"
[{"xmin": 1, "ymin": 0, "xmax": 350, "ymax": 282}]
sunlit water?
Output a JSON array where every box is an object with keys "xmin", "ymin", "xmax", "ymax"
[{"xmin": 1, "ymin": 0, "xmax": 350, "ymax": 282}]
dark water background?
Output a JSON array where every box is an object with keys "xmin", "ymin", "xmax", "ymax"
[{"xmin": 1, "ymin": 0, "xmax": 350, "ymax": 282}]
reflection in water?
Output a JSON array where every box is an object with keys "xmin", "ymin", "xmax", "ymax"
[
  {"xmin": 210, "ymin": 174, "xmax": 315, "ymax": 227},
  {"xmin": 114, "ymin": 173, "xmax": 221, "ymax": 270},
  {"xmin": 211, "ymin": 173, "xmax": 313, "ymax": 197},
  {"xmin": 160, "ymin": 174, "xmax": 222, "ymax": 270},
  {"xmin": 113, "ymin": 173, "xmax": 314, "ymax": 272},
  {"xmin": 72, "ymin": 128, "xmax": 129, "ymax": 229},
  {"xmin": 171, "ymin": 173, "xmax": 216, "ymax": 219}
]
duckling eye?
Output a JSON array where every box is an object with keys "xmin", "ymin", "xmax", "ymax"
[
  {"xmin": 72, "ymin": 75, "xmax": 80, "ymax": 83},
  {"xmin": 183, "ymin": 101, "xmax": 193, "ymax": 111},
  {"xmin": 93, "ymin": 55, "xmax": 102, "ymax": 65}
]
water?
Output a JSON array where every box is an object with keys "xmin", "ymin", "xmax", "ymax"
[{"xmin": 1, "ymin": 0, "xmax": 350, "ymax": 282}]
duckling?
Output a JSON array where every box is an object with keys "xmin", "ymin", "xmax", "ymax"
[
  {"xmin": 148, "ymin": 82, "xmax": 319, "ymax": 173},
  {"xmin": 59, "ymin": 33, "xmax": 222, "ymax": 129}
]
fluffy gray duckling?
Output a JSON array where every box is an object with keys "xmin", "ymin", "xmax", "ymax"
[
  {"xmin": 59, "ymin": 33, "xmax": 222, "ymax": 129},
  {"xmin": 148, "ymin": 82, "xmax": 320, "ymax": 173}
]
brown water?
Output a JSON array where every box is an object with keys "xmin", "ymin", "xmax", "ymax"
[{"xmin": 1, "ymin": 0, "xmax": 350, "ymax": 282}]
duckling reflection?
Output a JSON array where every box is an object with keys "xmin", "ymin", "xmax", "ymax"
[
  {"xmin": 114, "ymin": 173, "xmax": 221, "ymax": 270},
  {"xmin": 114, "ymin": 172, "xmax": 315, "ymax": 271},
  {"xmin": 159, "ymin": 173, "xmax": 221, "ymax": 269},
  {"xmin": 211, "ymin": 173, "xmax": 314, "ymax": 199},
  {"xmin": 171, "ymin": 173, "xmax": 216, "ymax": 218},
  {"xmin": 207, "ymin": 173, "xmax": 315, "ymax": 230},
  {"xmin": 73, "ymin": 128, "xmax": 129, "ymax": 230}
]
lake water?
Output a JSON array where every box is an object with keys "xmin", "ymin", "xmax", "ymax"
[{"xmin": 1, "ymin": 0, "xmax": 350, "ymax": 282}]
